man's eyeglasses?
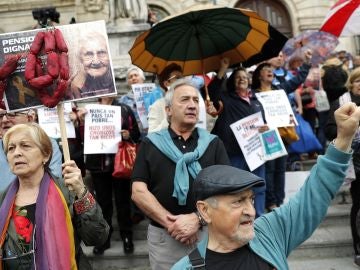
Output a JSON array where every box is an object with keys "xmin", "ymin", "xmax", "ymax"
[{"xmin": 0, "ymin": 111, "xmax": 28, "ymax": 120}]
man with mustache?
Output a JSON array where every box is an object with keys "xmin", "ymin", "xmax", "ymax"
[
  {"xmin": 172, "ymin": 102, "xmax": 360, "ymax": 270},
  {"xmin": 131, "ymin": 78, "xmax": 229, "ymax": 270},
  {"xmin": 69, "ymin": 32, "xmax": 115, "ymax": 99}
]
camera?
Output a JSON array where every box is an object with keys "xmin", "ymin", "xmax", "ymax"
[{"xmin": 32, "ymin": 7, "xmax": 60, "ymax": 27}]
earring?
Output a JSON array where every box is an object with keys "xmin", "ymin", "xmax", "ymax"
[{"xmin": 43, "ymin": 161, "xmax": 46, "ymax": 165}]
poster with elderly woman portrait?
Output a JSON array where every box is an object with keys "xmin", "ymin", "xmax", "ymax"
[{"xmin": 0, "ymin": 20, "xmax": 116, "ymax": 111}]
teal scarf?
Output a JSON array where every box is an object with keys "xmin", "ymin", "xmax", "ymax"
[{"xmin": 147, "ymin": 128, "xmax": 216, "ymax": 205}]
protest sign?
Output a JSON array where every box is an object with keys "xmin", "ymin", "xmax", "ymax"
[
  {"xmin": 132, "ymin": 83, "xmax": 156, "ymax": 129},
  {"xmin": 230, "ymin": 112, "xmax": 265, "ymax": 171},
  {"xmin": 83, "ymin": 104, "xmax": 121, "ymax": 154},
  {"xmin": 259, "ymin": 129, "xmax": 287, "ymax": 160},
  {"xmin": 255, "ymin": 90, "xmax": 297, "ymax": 128},
  {"xmin": 0, "ymin": 20, "xmax": 116, "ymax": 111},
  {"xmin": 37, "ymin": 102, "xmax": 75, "ymax": 139}
]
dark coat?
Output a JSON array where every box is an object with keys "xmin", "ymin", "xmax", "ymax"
[
  {"xmin": 85, "ymin": 101, "xmax": 141, "ymax": 172},
  {"xmin": 207, "ymin": 76, "xmax": 264, "ymax": 156},
  {"xmin": 325, "ymin": 92, "xmax": 360, "ymax": 172}
]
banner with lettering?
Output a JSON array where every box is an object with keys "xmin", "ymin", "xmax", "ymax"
[
  {"xmin": 37, "ymin": 102, "xmax": 76, "ymax": 139},
  {"xmin": 131, "ymin": 83, "xmax": 156, "ymax": 129},
  {"xmin": 255, "ymin": 90, "xmax": 297, "ymax": 128},
  {"xmin": 230, "ymin": 112, "xmax": 265, "ymax": 171},
  {"xmin": 0, "ymin": 20, "xmax": 116, "ymax": 111},
  {"xmin": 83, "ymin": 104, "xmax": 121, "ymax": 154}
]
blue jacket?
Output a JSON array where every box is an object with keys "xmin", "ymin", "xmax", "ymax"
[
  {"xmin": 272, "ymin": 64, "xmax": 311, "ymax": 94},
  {"xmin": 0, "ymin": 138, "xmax": 63, "ymax": 192},
  {"xmin": 171, "ymin": 143, "xmax": 351, "ymax": 270}
]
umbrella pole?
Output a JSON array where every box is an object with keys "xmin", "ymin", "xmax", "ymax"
[
  {"xmin": 196, "ymin": 34, "xmax": 223, "ymax": 116},
  {"xmin": 203, "ymin": 70, "xmax": 223, "ymax": 117}
]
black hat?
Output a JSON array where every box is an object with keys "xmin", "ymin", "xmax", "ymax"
[{"xmin": 193, "ymin": 165, "xmax": 265, "ymax": 201}]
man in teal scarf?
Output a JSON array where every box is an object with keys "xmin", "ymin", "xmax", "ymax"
[{"xmin": 131, "ymin": 78, "xmax": 229, "ymax": 270}]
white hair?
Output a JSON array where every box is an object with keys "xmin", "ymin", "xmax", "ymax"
[{"xmin": 126, "ymin": 65, "xmax": 145, "ymax": 80}]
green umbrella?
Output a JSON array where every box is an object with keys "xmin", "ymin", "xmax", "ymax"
[{"xmin": 129, "ymin": 6, "xmax": 288, "ymax": 76}]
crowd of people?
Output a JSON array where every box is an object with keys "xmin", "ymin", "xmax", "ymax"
[{"xmin": 2, "ymin": 37, "xmax": 360, "ymax": 269}]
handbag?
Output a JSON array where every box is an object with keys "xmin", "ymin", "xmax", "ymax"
[
  {"xmin": 288, "ymin": 114, "xmax": 323, "ymax": 154},
  {"xmin": 112, "ymin": 141, "xmax": 138, "ymax": 179},
  {"xmin": 301, "ymin": 92, "xmax": 313, "ymax": 106},
  {"xmin": 278, "ymin": 126, "xmax": 299, "ymax": 145}
]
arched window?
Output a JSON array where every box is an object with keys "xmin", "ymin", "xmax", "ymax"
[{"xmin": 235, "ymin": 0, "xmax": 292, "ymax": 37}]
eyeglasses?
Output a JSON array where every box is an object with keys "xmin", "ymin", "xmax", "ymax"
[
  {"xmin": 0, "ymin": 111, "xmax": 28, "ymax": 120},
  {"xmin": 261, "ymin": 67, "xmax": 274, "ymax": 72},
  {"xmin": 82, "ymin": 50, "xmax": 108, "ymax": 61},
  {"xmin": 167, "ymin": 74, "xmax": 183, "ymax": 81}
]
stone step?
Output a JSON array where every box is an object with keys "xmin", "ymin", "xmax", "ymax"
[
  {"xmin": 82, "ymin": 239, "xmax": 150, "ymax": 270},
  {"xmin": 288, "ymin": 256, "xmax": 359, "ymax": 270},
  {"xmin": 111, "ymin": 219, "xmax": 149, "ymax": 241},
  {"xmin": 288, "ymin": 159, "xmax": 317, "ymax": 171},
  {"xmin": 319, "ymin": 202, "xmax": 351, "ymax": 228},
  {"xmin": 290, "ymin": 224, "xmax": 353, "ymax": 259},
  {"xmin": 284, "ymin": 171, "xmax": 352, "ymax": 207}
]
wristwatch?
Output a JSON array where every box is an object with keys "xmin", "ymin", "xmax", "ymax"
[{"xmin": 195, "ymin": 211, "xmax": 207, "ymax": 228}]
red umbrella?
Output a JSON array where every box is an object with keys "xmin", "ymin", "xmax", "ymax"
[{"xmin": 320, "ymin": 0, "xmax": 360, "ymax": 37}]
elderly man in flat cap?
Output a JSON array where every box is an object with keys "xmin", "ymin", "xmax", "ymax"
[{"xmin": 172, "ymin": 101, "xmax": 360, "ymax": 270}]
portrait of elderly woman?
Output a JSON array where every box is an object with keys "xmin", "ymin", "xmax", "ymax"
[
  {"xmin": 68, "ymin": 32, "xmax": 116, "ymax": 99},
  {"xmin": 0, "ymin": 123, "xmax": 109, "ymax": 269}
]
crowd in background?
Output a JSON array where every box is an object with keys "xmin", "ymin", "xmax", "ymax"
[{"xmin": 2, "ymin": 45, "xmax": 360, "ymax": 268}]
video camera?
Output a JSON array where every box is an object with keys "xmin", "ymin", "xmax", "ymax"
[{"xmin": 32, "ymin": 7, "xmax": 60, "ymax": 27}]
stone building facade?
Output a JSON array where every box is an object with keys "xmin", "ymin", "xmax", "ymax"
[{"xmin": 0, "ymin": 0, "xmax": 357, "ymax": 81}]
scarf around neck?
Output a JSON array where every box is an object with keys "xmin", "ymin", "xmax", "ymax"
[
  {"xmin": 0, "ymin": 173, "xmax": 77, "ymax": 270},
  {"xmin": 147, "ymin": 128, "xmax": 216, "ymax": 205}
]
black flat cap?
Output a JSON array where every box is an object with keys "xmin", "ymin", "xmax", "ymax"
[{"xmin": 193, "ymin": 165, "xmax": 265, "ymax": 201}]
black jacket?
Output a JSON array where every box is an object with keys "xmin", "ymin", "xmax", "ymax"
[
  {"xmin": 325, "ymin": 92, "xmax": 360, "ymax": 172},
  {"xmin": 207, "ymin": 77, "xmax": 264, "ymax": 156},
  {"xmin": 85, "ymin": 101, "xmax": 141, "ymax": 172}
]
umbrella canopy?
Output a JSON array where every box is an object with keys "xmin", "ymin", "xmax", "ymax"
[
  {"xmin": 129, "ymin": 7, "xmax": 288, "ymax": 76},
  {"xmin": 320, "ymin": 0, "xmax": 360, "ymax": 37},
  {"xmin": 282, "ymin": 30, "xmax": 339, "ymax": 65}
]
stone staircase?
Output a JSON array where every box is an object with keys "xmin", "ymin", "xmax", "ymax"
[
  {"xmin": 82, "ymin": 158, "xmax": 355, "ymax": 269},
  {"xmin": 82, "ymin": 219, "xmax": 151, "ymax": 270}
]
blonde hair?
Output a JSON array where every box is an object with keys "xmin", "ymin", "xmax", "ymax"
[
  {"xmin": 3, "ymin": 123, "xmax": 53, "ymax": 167},
  {"xmin": 346, "ymin": 67, "xmax": 360, "ymax": 90}
]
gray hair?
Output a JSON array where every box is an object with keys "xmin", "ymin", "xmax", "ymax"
[
  {"xmin": 164, "ymin": 77, "xmax": 198, "ymax": 107},
  {"xmin": 205, "ymin": 197, "xmax": 218, "ymax": 208},
  {"xmin": 126, "ymin": 65, "xmax": 145, "ymax": 80}
]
